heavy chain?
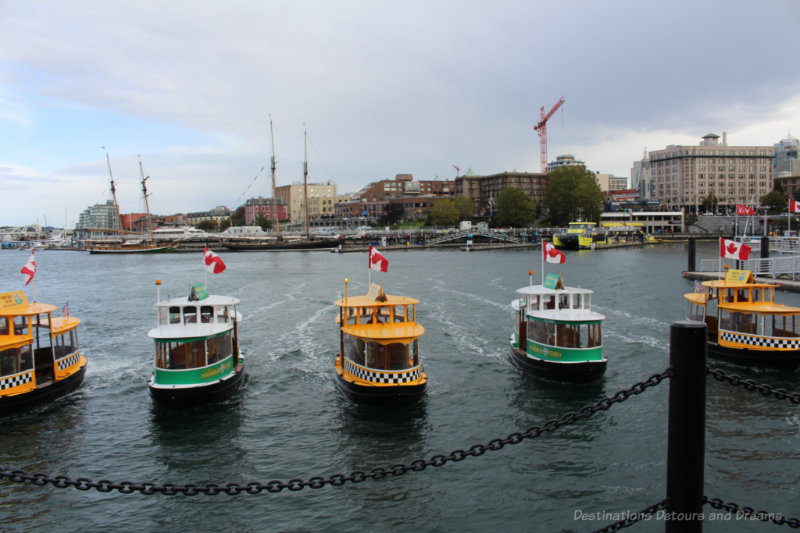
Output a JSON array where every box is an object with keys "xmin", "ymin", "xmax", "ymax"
[
  {"xmin": 591, "ymin": 499, "xmax": 669, "ymax": 533},
  {"xmin": 704, "ymin": 497, "xmax": 800, "ymax": 528},
  {"xmin": 0, "ymin": 369, "xmax": 673, "ymax": 496},
  {"xmin": 707, "ymin": 367, "xmax": 800, "ymax": 403}
]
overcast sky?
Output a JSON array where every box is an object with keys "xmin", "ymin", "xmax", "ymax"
[{"xmin": 1, "ymin": 0, "xmax": 799, "ymax": 227}]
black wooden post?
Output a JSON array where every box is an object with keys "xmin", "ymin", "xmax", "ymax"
[
  {"xmin": 666, "ymin": 321, "xmax": 707, "ymax": 532},
  {"xmin": 761, "ymin": 235, "xmax": 770, "ymax": 259},
  {"xmin": 688, "ymin": 237, "xmax": 696, "ymax": 272}
]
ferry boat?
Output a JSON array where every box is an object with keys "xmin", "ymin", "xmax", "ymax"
[
  {"xmin": 510, "ymin": 272, "xmax": 607, "ymax": 382},
  {"xmin": 147, "ymin": 282, "xmax": 246, "ymax": 406},
  {"xmin": 333, "ymin": 281, "xmax": 427, "ymax": 405},
  {"xmin": 552, "ymin": 221, "xmax": 596, "ymax": 250},
  {"xmin": 685, "ymin": 269, "xmax": 800, "ymax": 370},
  {"xmin": 0, "ymin": 291, "xmax": 86, "ymax": 413}
]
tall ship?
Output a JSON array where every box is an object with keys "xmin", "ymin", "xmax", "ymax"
[
  {"xmin": 685, "ymin": 269, "xmax": 800, "ymax": 370},
  {"xmin": 87, "ymin": 152, "xmax": 178, "ymax": 254},
  {"xmin": 0, "ymin": 290, "xmax": 86, "ymax": 413},
  {"xmin": 333, "ymin": 279, "xmax": 427, "ymax": 405},
  {"xmin": 147, "ymin": 281, "xmax": 246, "ymax": 406},
  {"xmin": 510, "ymin": 272, "xmax": 606, "ymax": 382}
]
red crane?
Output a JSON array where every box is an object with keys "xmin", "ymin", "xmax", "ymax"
[{"xmin": 533, "ymin": 97, "xmax": 565, "ymax": 174}]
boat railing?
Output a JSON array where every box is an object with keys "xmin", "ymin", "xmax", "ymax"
[{"xmin": 698, "ymin": 256, "xmax": 800, "ymax": 279}]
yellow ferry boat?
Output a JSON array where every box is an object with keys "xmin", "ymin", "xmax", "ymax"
[
  {"xmin": 333, "ymin": 281, "xmax": 426, "ymax": 405},
  {"xmin": 685, "ymin": 269, "xmax": 800, "ymax": 370},
  {"xmin": 0, "ymin": 291, "xmax": 86, "ymax": 413}
]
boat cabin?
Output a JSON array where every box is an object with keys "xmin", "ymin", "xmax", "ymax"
[
  {"xmin": 335, "ymin": 284, "xmax": 424, "ymax": 375},
  {"xmin": 0, "ymin": 291, "xmax": 81, "ymax": 396}
]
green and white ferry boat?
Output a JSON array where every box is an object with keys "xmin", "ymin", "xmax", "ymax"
[
  {"xmin": 510, "ymin": 272, "xmax": 606, "ymax": 382},
  {"xmin": 147, "ymin": 281, "xmax": 245, "ymax": 406}
]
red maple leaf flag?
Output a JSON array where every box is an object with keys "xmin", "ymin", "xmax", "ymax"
[
  {"xmin": 791, "ymin": 199, "xmax": 800, "ymax": 214},
  {"xmin": 720, "ymin": 238, "xmax": 751, "ymax": 260},
  {"xmin": 20, "ymin": 250, "xmax": 36, "ymax": 285},
  {"xmin": 203, "ymin": 246, "xmax": 227, "ymax": 274},
  {"xmin": 369, "ymin": 245, "xmax": 389, "ymax": 272},
  {"xmin": 736, "ymin": 204, "xmax": 755, "ymax": 216},
  {"xmin": 543, "ymin": 241, "xmax": 566, "ymax": 264}
]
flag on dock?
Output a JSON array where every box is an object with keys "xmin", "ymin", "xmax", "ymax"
[
  {"xmin": 720, "ymin": 238, "xmax": 751, "ymax": 260},
  {"xmin": 791, "ymin": 199, "xmax": 800, "ymax": 213},
  {"xmin": 736, "ymin": 204, "xmax": 755, "ymax": 216},
  {"xmin": 203, "ymin": 246, "xmax": 227, "ymax": 274},
  {"xmin": 369, "ymin": 245, "xmax": 389, "ymax": 272},
  {"xmin": 20, "ymin": 250, "xmax": 36, "ymax": 285},
  {"xmin": 542, "ymin": 241, "xmax": 566, "ymax": 264}
]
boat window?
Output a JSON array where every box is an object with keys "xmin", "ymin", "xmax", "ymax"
[
  {"xmin": 343, "ymin": 334, "xmax": 365, "ymax": 365},
  {"xmin": 200, "ymin": 306, "xmax": 214, "ymax": 323},
  {"xmin": 183, "ymin": 307, "xmax": 197, "ymax": 324},
  {"xmin": 411, "ymin": 340, "xmax": 419, "ymax": 366},
  {"xmin": 13, "ymin": 317, "xmax": 28, "ymax": 336},
  {"xmin": 52, "ymin": 330, "xmax": 78, "ymax": 359},
  {"xmin": 751, "ymin": 288, "xmax": 762, "ymax": 302},
  {"xmin": 409, "ymin": 305, "xmax": 415, "ymax": 323},
  {"xmin": 393, "ymin": 305, "xmax": 406, "ymax": 322},
  {"xmin": 0, "ymin": 345, "xmax": 33, "ymax": 376},
  {"xmin": 155, "ymin": 342, "xmax": 168, "ymax": 369},
  {"xmin": 720, "ymin": 310, "xmax": 756, "ymax": 334},
  {"xmin": 0, "ymin": 317, "xmax": 8, "ymax": 335},
  {"xmin": 169, "ymin": 306, "xmax": 181, "ymax": 324},
  {"xmin": 558, "ymin": 295, "xmax": 569, "ymax": 309},
  {"xmin": 556, "ymin": 324, "xmax": 580, "ymax": 347},
  {"xmin": 216, "ymin": 306, "xmax": 229, "ymax": 323},
  {"xmin": 545, "ymin": 296, "xmax": 555, "ymax": 310},
  {"xmin": 165, "ymin": 340, "xmax": 206, "ymax": 369},
  {"xmin": 586, "ymin": 323, "xmax": 601, "ymax": 347},
  {"xmin": 346, "ymin": 307, "xmax": 359, "ymax": 326},
  {"xmin": 687, "ymin": 302, "xmax": 705, "ymax": 322},
  {"xmin": 736, "ymin": 289, "xmax": 747, "ymax": 302},
  {"xmin": 207, "ymin": 332, "xmax": 232, "ymax": 364},
  {"xmin": 364, "ymin": 341, "xmax": 411, "ymax": 370},
  {"xmin": 769, "ymin": 314, "xmax": 800, "ymax": 338}
]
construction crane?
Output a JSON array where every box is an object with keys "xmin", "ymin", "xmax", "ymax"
[{"xmin": 533, "ymin": 97, "xmax": 565, "ymax": 174}]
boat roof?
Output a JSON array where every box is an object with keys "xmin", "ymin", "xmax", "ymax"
[
  {"xmin": 528, "ymin": 309, "xmax": 605, "ymax": 322},
  {"xmin": 515, "ymin": 284, "xmax": 593, "ymax": 296},
  {"xmin": 155, "ymin": 294, "xmax": 240, "ymax": 308},
  {"xmin": 334, "ymin": 293, "xmax": 419, "ymax": 308},
  {"xmin": 719, "ymin": 301, "xmax": 800, "ymax": 314},
  {"xmin": 341, "ymin": 322, "xmax": 425, "ymax": 342},
  {"xmin": 0, "ymin": 291, "xmax": 57, "ymax": 316},
  {"xmin": 148, "ymin": 322, "xmax": 233, "ymax": 340}
]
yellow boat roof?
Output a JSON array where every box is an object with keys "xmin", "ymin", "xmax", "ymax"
[
  {"xmin": 341, "ymin": 322, "xmax": 425, "ymax": 343},
  {"xmin": 719, "ymin": 301, "xmax": 800, "ymax": 314},
  {"xmin": 0, "ymin": 291, "xmax": 57, "ymax": 317},
  {"xmin": 334, "ymin": 293, "xmax": 420, "ymax": 308}
]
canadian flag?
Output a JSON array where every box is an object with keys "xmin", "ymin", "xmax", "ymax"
[
  {"xmin": 791, "ymin": 199, "xmax": 800, "ymax": 213},
  {"xmin": 203, "ymin": 246, "xmax": 227, "ymax": 274},
  {"xmin": 369, "ymin": 245, "xmax": 388, "ymax": 272},
  {"xmin": 736, "ymin": 204, "xmax": 755, "ymax": 216},
  {"xmin": 20, "ymin": 250, "xmax": 36, "ymax": 285},
  {"xmin": 720, "ymin": 238, "xmax": 751, "ymax": 260},
  {"xmin": 543, "ymin": 241, "xmax": 566, "ymax": 264}
]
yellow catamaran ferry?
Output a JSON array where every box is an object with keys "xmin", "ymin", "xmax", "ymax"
[
  {"xmin": 685, "ymin": 269, "xmax": 800, "ymax": 370},
  {"xmin": 334, "ymin": 281, "xmax": 427, "ymax": 405},
  {"xmin": 0, "ymin": 291, "xmax": 86, "ymax": 413}
]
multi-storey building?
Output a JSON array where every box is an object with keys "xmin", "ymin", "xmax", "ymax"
[
  {"xmin": 243, "ymin": 197, "xmax": 287, "ymax": 224},
  {"xmin": 455, "ymin": 171, "xmax": 547, "ymax": 216},
  {"xmin": 275, "ymin": 181, "xmax": 337, "ymax": 222},
  {"xmin": 774, "ymin": 134, "xmax": 800, "ymax": 200},
  {"xmin": 547, "ymin": 154, "xmax": 585, "ymax": 173},
  {"xmin": 596, "ymin": 173, "xmax": 628, "ymax": 192},
  {"xmin": 334, "ymin": 174, "xmax": 454, "ymax": 220},
  {"xmin": 640, "ymin": 133, "xmax": 774, "ymax": 214}
]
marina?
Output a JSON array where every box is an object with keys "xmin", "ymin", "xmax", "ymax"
[{"xmin": 0, "ymin": 244, "xmax": 798, "ymax": 531}]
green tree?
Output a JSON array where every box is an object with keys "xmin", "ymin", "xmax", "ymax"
[
  {"xmin": 761, "ymin": 189, "xmax": 786, "ymax": 215},
  {"xmin": 255, "ymin": 213, "xmax": 272, "ymax": 231},
  {"xmin": 494, "ymin": 187, "xmax": 536, "ymax": 227},
  {"xmin": 453, "ymin": 196, "xmax": 475, "ymax": 221},
  {"xmin": 196, "ymin": 219, "xmax": 218, "ymax": 231},
  {"xmin": 379, "ymin": 203, "xmax": 405, "ymax": 226},
  {"xmin": 231, "ymin": 206, "xmax": 246, "ymax": 226},
  {"xmin": 429, "ymin": 199, "xmax": 460, "ymax": 226},
  {"xmin": 218, "ymin": 218, "xmax": 231, "ymax": 231},
  {"xmin": 544, "ymin": 165, "xmax": 603, "ymax": 226}
]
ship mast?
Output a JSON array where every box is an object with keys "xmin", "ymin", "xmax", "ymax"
[
  {"xmin": 138, "ymin": 155, "xmax": 155, "ymax": 245},
  {"xmin": 269, "ymin": 118, "xmax": 281, "ymax": 241},
  {"xmin": 303, "ymin": 127, "xmax": 310, "ymax": 240},
  {"xmin": 103, "ymin": 147, "xmax": 125, "ymax": 239}
]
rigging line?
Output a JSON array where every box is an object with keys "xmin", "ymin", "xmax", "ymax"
[{"xmin": 306, "ymin": 133, "xmax": 335, "ymax": 182}]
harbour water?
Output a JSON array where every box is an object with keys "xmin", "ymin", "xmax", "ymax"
[{"xmin": 1, "ymin": 243, "xmax": 798, "ymax": 532}]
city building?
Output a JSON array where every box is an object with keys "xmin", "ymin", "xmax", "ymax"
[
  {"xmin": 774, "ymin": 134, "xmax": 800, "ymax": 177},
  {"xmin": 243, "ymin": 197, "xmax": 287, "ymax": 225},
  {"xmin": 275, "ymin": 181, "xmax": 337, "ymax": 222},
  {"xmin": 455, "ymin": 171, "xmax": 546, "ymax": 217},
  {"xmin": 334, "ymin": 174, "xmax": 454, "ymax": 220},
  {"xmin": 596, "ymin": 173, "xmax": 629, "ymax": 192},
  {"xmin": 639, "ymin": 133, "xmax": 774, "ymax": 214},
  {"xmin": 547, "ymin": 154, "xmax": 585, "ymax": 173}
]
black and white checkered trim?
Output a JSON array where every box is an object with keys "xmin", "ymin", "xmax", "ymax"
[
  {"xmin": 720, "ymin": 330, "xmax": 800, "ymax": 349},
  {"xmin": 56, "ymin": 353, "xmax": 80, "ymax": 371},
  {"xmin": 0, "ymin": 371, "xmax": 33, "ymax": 390},
  {"xmin": 344, "ymin": 359, "xmax": 421, "ymax": 383}
]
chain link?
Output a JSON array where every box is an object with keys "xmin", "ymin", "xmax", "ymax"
[
  {"xmin": 704, "ymin": 496, "xmax": 800, "ymax": 528},
  {"xmin": 706, "ymin": 367, "xmax": 800, "ymax": 403},
  {"xmin": 591, "ymin": 499, "xmax": 670, "ymax": 533},
  {"xmin": 0, "ymin": 369, "xmax": 673, "ymax": 496}
]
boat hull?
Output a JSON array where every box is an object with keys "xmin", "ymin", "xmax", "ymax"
[
  {"xmin": 552, "ymin": 234, "xmax": 579, "ymax": 250},
  {"xmin": 334, "ymin": 367, "xmax": 426, "ymax": 406},
  {"xmin": 148, "ymin": 365, "xmax": 245, "ymax": 408},
  {"xmin": 509, "ymin": 345, "xmax": 606, "ymax": 383},
  {"xmin": 0, "ymin": 363, "xmax": 87, "ymax": 415},
  {"xmin": 222, "ymin": 239, "xmax": 338, "ymax": 251},
  {"xmin": 88, "ymin": 244, "xmax": 178, "ymax": 254},
  {"xmin": 707, "ymin": 341, "xmax": 800, "ymax": 371}
]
